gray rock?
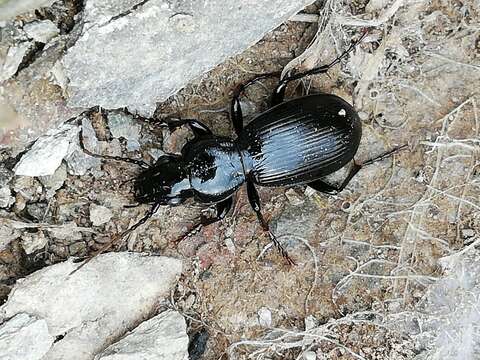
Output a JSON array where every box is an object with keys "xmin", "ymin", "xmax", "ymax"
[
  {"xmin": 107, "ymin": 112, "xmax": 141, "ymax": 151},
  {"xmin": 45, "ymin": 222, "xmax": 85, "ymax": 242},
  {"xmin": 39, "ymin": 162, "xmax": 67, "ymax": 197},
  {"xmin": 0, "ymin": 0, "xmax": 55, "ymax": 21},
  {"xmin": 14, "ymin": 124, "xmax": 79, "ymax": 177},
  {"xmin": 0, "ymin": 253, "xmax": 183, "ymax": 360},
  {"xmin": 461, "ymin": 229, "xmax": 475, "ymax": 239},
  {"xmin": 0, "ymin": 313, "xmax": 54, "ymax": 360},
  {"xmin": 95, "ymin": 310, "xmax": 188, "ymax": 360},
  {"xmin": 62, "ymin": 0, "xmax": 315, "ymax": 116},
  {"xmin": 23, "ymin": 20, "xmax": 60, "ymax": 44},
  {"xmin": 65, "ymin": 118, "xmax": 102, "ymax": 176},
  {"xmin": 0, "ymin": 42, "xmax": 32, "ymax": 82},
  {"xmin": 83, "ymin": 0, "xmax": 146, "ymax": 25},
  {"xmin": 0, "ymin": 186, "xmax": 14, "ymax": 208},
  {"xmin": 0, "ymin": 219, "xmax": 21, "ymax": 251},
  {"xmin": 89, "ymin": 204, "xmax": 113, "ymax": 226},
  {"xmin": 148, "ymin": 148, "xmax": 165, "ymax": 161},
  {"xmin": 0, "ymin": 36, "xmax": 82, "ymax": 152},
  {"xmin": 274, "ymin": 196, "xmax": 320, "ymax": 241},
  {"xmin": 20, "ymin": 231, "xmax": 48, "ymax": 254},
  {"xmin": 302, "ymin": 351, "xmax": 316, "ymax": 360},
  {"xmin": 257, "ymin": 306, "xmax": 272, "ymax": 327}
]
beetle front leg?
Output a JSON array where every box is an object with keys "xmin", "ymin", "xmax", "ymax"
[
  {"xmin": 246, "ymin": 180, "xmax": 295, "ymax": 265},
  {"xmin": 230, "ymin": 90, "xmax": 244, "ymax": 136},
  {"xmin": 160, "ymin": 118, "xmax": 212, "ymax": 138}
]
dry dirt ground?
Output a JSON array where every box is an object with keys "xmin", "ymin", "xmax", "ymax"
[{"xmin": 1, "ymin": 0, "xmax": 480, "ymax": 359}]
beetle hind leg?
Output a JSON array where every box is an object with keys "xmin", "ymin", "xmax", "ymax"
[{"xmin": 308, "ymin": 144, "xmax": 408, "ymax": 194}]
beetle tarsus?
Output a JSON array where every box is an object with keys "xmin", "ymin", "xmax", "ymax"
[
  {"xmin": 246, "ymin": 179, "xmax": 295, "ymax": 265},
  {"xmin": 362, "ymin": 144, "xmax": 408, "ymax": 166}
]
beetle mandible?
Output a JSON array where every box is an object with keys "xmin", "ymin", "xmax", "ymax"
[{"xmin": 78, "ymin": 32, "xmax": 405, "ymax": 266}]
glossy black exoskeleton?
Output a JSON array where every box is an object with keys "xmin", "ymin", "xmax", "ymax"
[{"xmin": 79, "ymin": 33, "xmax": 405, "ymax": 266}]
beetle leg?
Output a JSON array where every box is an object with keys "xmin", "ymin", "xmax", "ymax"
[
  {"xmin": 173, "ymin": 197, "xmax": 233, "ymax": 243},
  {"xmin": 308, "ymin": 163, "xmax": 362, "ymax": 195},
  {"xmin": 160, "ymin": 118, "xmax": 212, "ymax": 138},
  {"xmin": 308, "ymin": 144, "xmax": 408, "ymax": 194},
  {"xmin": 271, "ymin": 31, "xmax": 368, "ymax": 106},
  {"xmin": 362, "ymin": 144, "xmax": 408, "ymax": 166},
  {"xmin": 230, "ymin": 72, "xmax": 282, "ymax": 136},
  {"xmin": 79, "ymin": 127, "xmax": 150, "ymax": 168},
  {"xmin": 246, "ymin": 180, "xmax": 295, "ymax": 265},
  {"xmin": 230, "ymin": 94, "xmax": 244, "ymax": 136},
  {"xmin": 70, "ymin": 202, "xmax": 161, "ymax": 275}
]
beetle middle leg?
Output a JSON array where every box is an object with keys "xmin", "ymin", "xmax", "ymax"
[
  {"xmin": 246, "ymin": 179, "xmax": 295, "ymax": 265},
  {"xmin": 308, "ymin": 144, "xmax": 408, "ymax": 195},
  {"xmin": 174, "ymin": 197, "xmax": 234, "ymax": 244},
  {"xmin": 271, "ymin": 31, "xmax": 368, "ymax": 106}
]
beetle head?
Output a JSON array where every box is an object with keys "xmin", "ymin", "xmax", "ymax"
[{"xmin": 133, "ymin": 154, "xmax": 192, "ymax": 205}]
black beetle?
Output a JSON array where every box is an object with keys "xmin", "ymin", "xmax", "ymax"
[{"xmin": 78, "ymin": 33, "xmax": 405, "ymax": 266}]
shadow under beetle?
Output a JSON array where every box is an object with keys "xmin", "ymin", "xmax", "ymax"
[{"xmin": 79, "ymin": 32, "xmax": 406, "ymax": 266}]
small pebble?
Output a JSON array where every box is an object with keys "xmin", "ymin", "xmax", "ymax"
[
  {"xmin": 303, "ymin": 351, "xmax": 316, "ymax": 360},
  {"xmin": 461, "ymin": 229, "xmax": 475, "ymax": 239},
  {"xmin": 304, "ymin": 315, "xmax": 318, "ymax": 331},
  {"xmin": 89, "ymin": 204, "xmax": 113, "ymax": 226},
  {"xmin": 225, "ymin": 238, "xmax": 235, "ymax": 254},
  {"xmin": 285, "ymin": 188, "xmax": 304, "ymax": 205},
  {"xmin": 0, "ymin": 186, "xmax": 14, "ymax": 208},
  {"xmin": 358, "ymin": 111, "xmax": 369, "ymax": 121},
  {"xmin": 257, "ymin": 306, "xmax": 272, "ymax": 327}
]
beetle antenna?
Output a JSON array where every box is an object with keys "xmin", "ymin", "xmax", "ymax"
[
  {"xmin": 79, "ymin": 127, "xmax": 150, "ymax": 169},
  {"xmin": 69, "ymin": 202, "xmax": 161, "ymax": 275}
]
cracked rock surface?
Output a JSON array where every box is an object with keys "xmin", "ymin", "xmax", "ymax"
[
  {"xmin": 0, "ymin": 253, "xmax": 182, "ymax": 360},
  {"xmin": 95, "ymin": 310, "xmax": 189, "ymax": 360},
  {"xmin": 62, "ymin": 0, "xmax": 316, "ymax": 116}
]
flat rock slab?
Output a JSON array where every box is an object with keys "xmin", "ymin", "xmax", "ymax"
[
  {"xmin": 0, "ymin": 0, "xmax": 55, "ymax": 21},
  {"xmin": 62, "ymin": 0, "xmax": 315, "ymax": 116},
  {"xmin": 0, "ymin": 313, "xmax": 53, "ymax": 360},
  {"xmin": 95, "ymin": 310, "xmax": 188, "ymax": 360},
  {"xmin": 0, "ymin": 253, "xmax": 183, "ymax": 360}
]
